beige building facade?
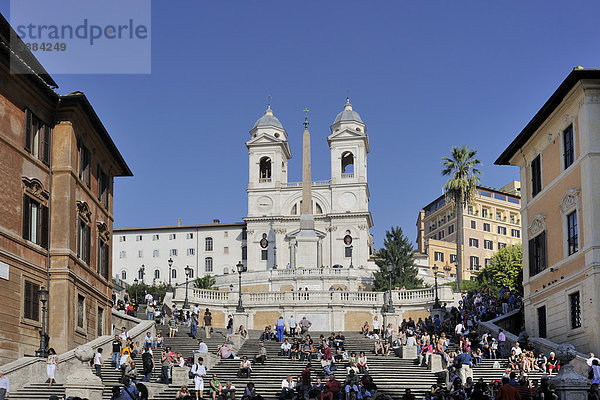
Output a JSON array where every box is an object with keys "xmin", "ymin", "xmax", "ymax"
[
  {"xmin": 416, "ymin": 183, "xmax": 522, "ymax": 280},
  {"xmin": 496, "ymin": 68, "xmax": 600, "ymax": 353},
  {"xmin": 0, "ymin": 15, "xmax": 131, "ymax": 364}
]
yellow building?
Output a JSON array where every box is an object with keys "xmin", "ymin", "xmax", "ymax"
[
  {"xmin": 496, "ymin": 68, "xmax": 600, "ymax": 353},
  {"xmin": 416, "ymin": 183, "xmax": 522, "ymax": 280}
]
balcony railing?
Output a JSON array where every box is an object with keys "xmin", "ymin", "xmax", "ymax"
[
  {"xmin": 341, "ymin": 172, "xmax": 354, "ymax": 179},
  {"xmin": 259, "ymin": 178, "xmax": 272, "ymax": 183},
  {"xmin": 285, "ymin": 180, "xmax": 331, "ymax": 188}
]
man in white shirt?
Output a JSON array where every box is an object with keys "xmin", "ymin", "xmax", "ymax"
[
  {"xmin": 281, "ymin": 375, "xmax": 295, "ymax": 399},
  {"xmin": 511, "ymin": 342, "xmax": 523, "ymax": 356},
  {"xmin": 144, "ymin": 293, "xmax": 153, "ymax": 305},
  {"xmin": 280, "ymin": 339, "xmax": 292, "ymax": 357},
  {"xmin": 194, "ymin": 339, "xmax": 208, "ymax": 353},
  {"xmin": 454, "ymin": 322, "xmax": 464, "ymax": 337},
  {"xmin": 587, "ymin": 353, "xmax": 600, "ymax": 366},
  {"xmin": 191, "ymin": 357, "xmax": 207, "ymax": 400},
  {"xmin": 288, "ymin": 315, "xmax": 296, "ymax": 336},
  {"xmin": 405, "ymin": 334, "xmax": 417, "ymax": 347},
  {"xmin": 237, "ymin": 356, "xmax": 252, "ymax": 378},
  {"xmin": 119, "ymin": 326, "xmax": 129, "ymax": 341}
]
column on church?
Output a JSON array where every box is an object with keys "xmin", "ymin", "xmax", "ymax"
[
  {"xmin": 290, "ymin": 240, "xmax": 296, "ymax": 268},
  {"xmin": 317, "ymin": 241, "xmax": 322, "ymax": 268}
]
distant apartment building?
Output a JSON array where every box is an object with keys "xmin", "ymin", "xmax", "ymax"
[
  {"xmin": 416, "ymin": 183, "xmax": 522, "ymax": 280},
  {"xmin": 496, "ymin": 68, "xmax": 600, "ymax": 353},
  {"xmin": 112, "ymin": 220, "xmax": 246, "ymax": 286},
  {"xmin": 0, "ymin": 15, "xmax": 131, "ymax": 363}
]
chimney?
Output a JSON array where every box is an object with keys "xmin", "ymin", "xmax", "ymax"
[
  {"xmin": 213, "ymin": 219, "xmax": 220, "ymax": 224},
  {"xmin": 177, "ymin": 218, "xmax": 182, "ymax": 227}
]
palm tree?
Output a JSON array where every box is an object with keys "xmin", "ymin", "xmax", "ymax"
[{"xmin": 442, "ymin": 146, "xmax": 482, "ymax": 292}]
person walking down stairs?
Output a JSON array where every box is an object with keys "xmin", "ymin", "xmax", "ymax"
[{"xmin": 46, "ymin": 348, "xmax": 58, "ymax": 387}]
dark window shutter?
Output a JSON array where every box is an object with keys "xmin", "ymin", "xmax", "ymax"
[
  {"xmin": 32, "ymin": 283, "xmax": 39, "ymax": 321},
  {"xmin": 77, "ymin": 219, "xmax": 82, "ymax": 258},
  {"xmin": 41, "ymin": 125, "xmax": 50, "ymax": 165},
  {"xmin": 97, "ymin": 238, "xmax": 102, "ymax": 274},
  {"xmin": 40, "ymin": 204, "xmax": 49, "ymax": 249},
  {"xmin": 23, "ymin": 195, "xmax": 31, "ymax": 240},
  {"xmin": 24, "ymin": 281, "xmax": 32, "ymax": 319},
  {"xmin": 85, "ymin": 224, "xmax": 91, "ymax": 264},
  {"xmin": 528, "ymin": 238, "xmax": 535, "ymax": 276},
  {"xmin": 540, "ymin": 231, "xmax": 547, "ymax": 271},
  {"xmin": 24, "ymin": 109, "xmax": 32, "ymax": 152}
]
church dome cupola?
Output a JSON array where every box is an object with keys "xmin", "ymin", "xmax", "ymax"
[
  {"xmin": 252, "ymin": 105, "xmax": 284, "ymax": 130},
  {"xmin": 332, "ymin": 98, "xmax": 363, "ymax": 125}
]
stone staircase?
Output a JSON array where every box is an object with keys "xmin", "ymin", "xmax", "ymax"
[{"xmin": 8, "ymin": 383, "xmax": 66, "ymax": 399}]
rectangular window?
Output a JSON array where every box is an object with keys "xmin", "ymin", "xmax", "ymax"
[
  {"xmin": 119, "ymin": 236, "xmax": 126, "ymax": 242},
  {"xmin": 450, "ymin": 254, "xmax": 457, "ymax": 263},
  {"xmin": 482, "ymin": 208, "xmax": 489, "ymax": 219},
  {"xmin": 187, "ymin": 248, "xmax": 195, "ymax": 256},
  {"xmin": 186, "ymin": 233, "xmax": 194, "ymax": 239},
  {"xmin": 224, "ymin": 231, "xmax": 228, "ymax": 238},
  {"xmin": 97, "ymin": 166, "xmax": 108, "ymax": 208},
  {"xmin": 470, "ymin": 220, "xmax": 476, "ymax": 229},
  {"xmin": 567, "ymin": 211, "xmax": 578, "ymax": 256},
  {"xmin": 77, "ymin": 294, "xmax": 85, "ymax": 329},
  {"xmin": 434, "ymin": 251, "xmax": 444, "ymax": 262},
  {"xmin": 345, "ymin": 247, "xmax": 353, "ymax": 258},
  {"xmin": 24, "ymin": 109, "xmax": 50, "ymax": 165},
  {"xmin": 498, "ymin": 226, "xmax": 507, "ymax": 235},
  {"xmin": 97, "ymin": 307, "xmax": 103, "ymax": 336},
  {"xmin": 485, "ymin": 258, "xmax": 492, "ymax": 267},
  {"xmin": 569, "ymin": 291, "xmax": 581, "ymax": 329},
  {"xmin": 224, "ymin": 247, "xmax": 229, "ymax": 255},
  {"xmin": 261, "ymin": 249, "xmax": 268, "ymax": 261},
  {"xmin": 448, "ymin": 224, "xmax": 454, "ymax": 235},
  {"xmin": 152, "ymin": 234, "xmax": 159, "ymax": 241},
  {"xmin": 537, "ymin": 306, "xmax": 547, "ymax": 338},
  {"xmin": 136, "ymin": 235, "xmax": 142, "ymax": 241},
  {"xmin": 23, "ymin": 280, "xmax": 40, "ymax": 321},
  {"xmin": 77, "ymin": 218, "xmax": 91, "ymax": 264},
  {"xmin": 78, "ymin": 141, "xmax": 91, "ymax": 188},
  {"xmin": 22, "ymin": 195, "xmax": 49, "ymax": 249},
  {"xmin": 511, "ymin": 229, "xmax": 520, "ymax": 238},
  {"xmin": 170, "ymin": 249, "xmax": 178, "ymax": 256},
  {"xmin": 529, "ymin": 231, "xmax": 547, "ymax": 276},
  {"xmin": 510, "ymin": 214, "xmax": 516, "ymax": 224},
  {"xmin": 97, "ymin": 239, "xmax": 109, "ymax": 279},
  {"xmin": 467, "ymin": 206, "xmax": 474, "ymax": 215},
  {"xmin": 496, "ymin": 211, "xmax": 502, "ymax": 221},
  {"xmin": 138, "ymin": 250, "xmax": 143, "ymax": 258},
  {"xmin": 483, "ymin": 223, "xmax": 490, "ymax": 232},
  {"xmin": 119, "ymin": 251, "xmax": 126, "ymax": 259},
  {"xmin": 438, "ymin": 230, "xmax": 445, "ymax": 239},
  {"xmin": 498, "ymin": 242, "xmax": 507, "ymax": 249},
  {"xmin": 469, "ymin": 238, "xmax": 479, "ymax": 248},
  {"xmin": 469, "ymin": 256, "xmax": 479, "ymax": 269},
  {"xmin": 153, "ymin": 250, "xmax": 159, "ymax": 258},
  {"xmin": 484, "ymin": 240, "xmax": 493, "ymax": 250},
  {"xmin": 563, "ymin": 125, "xmax": 574, "ymax": 169},
  {"xmin": 531, "ymin": 155, "xmax": 542, "ymax": 197},
  {"xmin": 169, "ymin": 234, "xmax": 176, "ymax": 240}
]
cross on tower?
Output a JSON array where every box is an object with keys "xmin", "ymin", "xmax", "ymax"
[
  {"xmin": 303, "ymin": 108, "xmax": 309, "ymax": 129},
  {"xmin": 267, "ymin": 94, "xmax": 272, "ymax": 108}
]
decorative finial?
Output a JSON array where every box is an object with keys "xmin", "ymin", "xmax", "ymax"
[
  {"xmin": 346, "ymin": 88, "xmax": 350, "ymax": 104},
  {"xmin": 303, "ymin": 108, "xmax": 310, "ymax": 129},
  {"xmin": 267, "ymin": 94, "xmax": 272, "ymax": 109}
]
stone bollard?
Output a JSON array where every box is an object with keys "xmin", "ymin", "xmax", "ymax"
[
  {"xmin": 63, "ymin": 345, "xmax": 104, "ymax": 400},
  {"xmin": 398, "ymin": 345, "xmax": 417, "ymax": 359},
  {"xmin": 549, "ymin": 344, "xmax": 589, "ymax": 400},
  {"xmin": 429, "ymin": 354, "xmax": 444, "ymax": 373},
  {"xmin": 172, "ymin": 367, "xmax": 190, "ymax": 386}
]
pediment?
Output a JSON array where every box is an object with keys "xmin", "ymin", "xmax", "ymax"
[
  {"xmin": 327, "ymin": 128, "xmax": 370, "ymax": 152},
  {"xmin": 246, "ymin": 134, "xmax": 292, "ymax": 159}
]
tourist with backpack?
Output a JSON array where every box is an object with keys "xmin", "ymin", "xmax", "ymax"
[{"xmin": 190, "ymin": 357, "xmax": 207, "ymax": 400}]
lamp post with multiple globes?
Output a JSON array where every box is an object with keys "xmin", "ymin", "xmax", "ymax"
[
  {"xmin": 236, "ymin": 261, "xmax": 247, "ymax": 312},
  {"xmin": 167, "ymin": 258, "xmax": 173, "ymax": 292}
]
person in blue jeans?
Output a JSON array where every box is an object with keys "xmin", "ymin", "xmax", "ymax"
[
  {"xmin": 111, "ymin": 335, "xmax": 122, "ymax": 370},
  {"xmin": 190, "ymin": 312, "xmax": 199, "ymax": 339},
  {"xmin": 276, "ymin": 316, "xmax": 285, "ymax": 342}
]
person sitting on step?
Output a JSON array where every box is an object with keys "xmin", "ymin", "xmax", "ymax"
[
  {"xmin": 253, "ymin": 343, "xmax": 267, "ymax": 365},
  {"xmin": 280, "ymin": 339, "xmax": 291, "ymax": 357},
  {"xmin": 237, "ymin": 356, "xmax": 252, "ymax": 378}
]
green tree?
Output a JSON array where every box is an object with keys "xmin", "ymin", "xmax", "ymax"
[
  {"xmin": 127, "ymin": 283, "xmax": 167, "ymax": 303},
  {"xmin": 194, "ymin": 274, "xmax": 216, "ymax": 289},
  {"xmin": 373, "ymin": 226, "xmax": 423, "ymax": 290},
  {"xmin": 476, "ymin": 244, "xmax": 523, "ymax": 294},
  {"xmin": 442, "ymin": 146, "xmax": 482, "ymax": 291}
]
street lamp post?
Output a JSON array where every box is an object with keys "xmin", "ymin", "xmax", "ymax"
[
  {"xmin": 183, "ymin": 266, "xmax": 192, "ymax": 309},
  {"xmin": 273, "ymin": 245, "xmax": 277, "ymax": 270},
  {"xmin": 236, "ymin": 261, "xmax": 246, "ymax": 312},
  {"xmin": 349, "ymin": 245, "xmax": 354, "ymax": 269},
  {"xmin": 167, "ymin": 258, "xmax": 173, "ymax": 292},
  {"xmin": 433, "ymin": 265, "xmax": 441, "ymax": 308},
  {"xmin": 386, "ymin": 262, "xmax": 395, "ymax": 313},
  {"xmin": 36, "ymin": 286, "xmax": 49, "ymax": 358},
  {"xmin": 133, "ymin": 278, "xmax": 139, "ymax": 303}
]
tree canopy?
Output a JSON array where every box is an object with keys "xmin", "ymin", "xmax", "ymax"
[
  {"xmin": 476, "ymin": 244, "xmax": 523, "ymax": 294},
  {"xmin": 194, "ymin": 274, "xmax": 216, "ymax": 289},
  {"xmin": 373, "ymin": 226, "xmax": 423, "ymax": 290}
]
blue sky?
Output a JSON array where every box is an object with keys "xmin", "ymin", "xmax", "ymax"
[{"xmin": 4, "ymin": 1, "xmax": 600, "ymax": 248}]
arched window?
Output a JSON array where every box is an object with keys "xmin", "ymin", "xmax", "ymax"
[
  {"xmin": 315, "ymin": 202, "xmax": 323, "ymax": 214},
  {"xmin": 223, "ymin": 267, "xmax": 229, "ymax": 275},
  {"xmin": 205, "ymin": 257, "xmax": 213, "ymax": 272},
  {"xmin": 341, "ymin": 152, "xmax": 354, "ymax": 177},
  {"xmin": 121, "ymin": 270, "xmax": 127, "ymax": 280},
  {"xmin": 171, "ymin": 269, "xmax": 177, "ymax": 279},
  {"xmin": 205, "ymin": 237, "xmax": 213, "ymax": 252},
  {"xmin": 259, "ymin": 157, "xmax": 272, "ymax": 182},
  {"xmin": 154, "ymin": 269, "xmax": 160, "ymax": 279},
  {"xmin": 291, "ymin": 204, "xmax": 297, "ymax": 215}
]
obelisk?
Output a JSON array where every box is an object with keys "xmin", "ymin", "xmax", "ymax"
[{"xmin": 296, "ymin": 109, "xmax": 319, "ymax": 268}]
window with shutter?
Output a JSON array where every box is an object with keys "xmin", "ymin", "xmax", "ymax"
[{"xmin": 23, "ymin": 280, "xmax": 40, "ymax": 321}]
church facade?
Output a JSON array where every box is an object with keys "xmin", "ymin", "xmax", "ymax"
[{"xmin": 113, "ymin": 100, "xmax": 377, "ymax": 288}]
